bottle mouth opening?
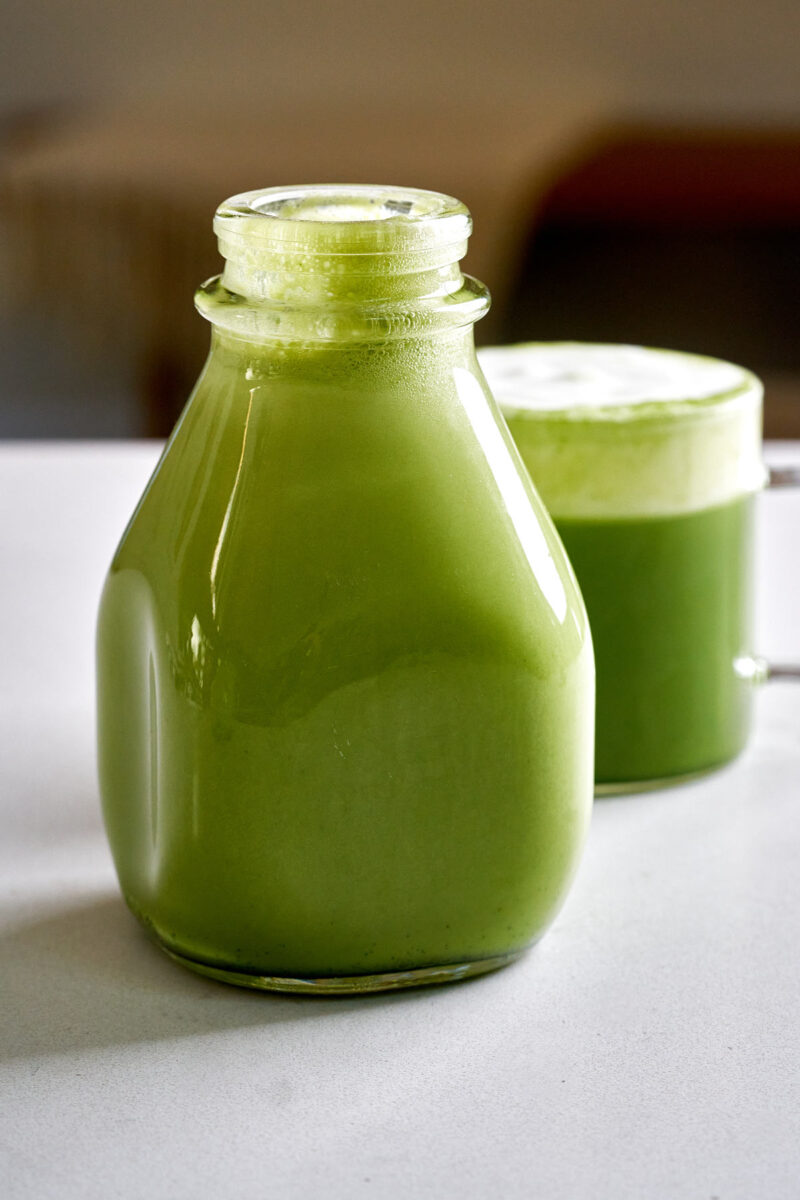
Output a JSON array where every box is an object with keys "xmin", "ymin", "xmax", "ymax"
[{"xmin": 214, "ymin": 184, "xmax": 471, "ymax": 261}]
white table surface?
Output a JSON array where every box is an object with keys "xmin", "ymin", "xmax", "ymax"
[{"xmin": 2, "ymin": 441, "xmax": 799, "ymax": 1200}]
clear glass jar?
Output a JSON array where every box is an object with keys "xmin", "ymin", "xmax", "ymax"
[
  {"xmin": 480, "ymin": 342, "xmax": 766, "ymax": 792},
  {"xmin": 97, "ymin": 186, "xmax": 594, "ymax": 993}
]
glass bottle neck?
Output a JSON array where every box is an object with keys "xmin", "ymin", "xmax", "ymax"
[
  {"xmin": 195, "ymin": 184, "xmax": 490, "ymax": 344},
  {"xmin": 221, "ymin": 254, "xmax": 465, "ymax": 306}
]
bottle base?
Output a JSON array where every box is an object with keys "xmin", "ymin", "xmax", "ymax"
[{"xmin": 158, "ymin": 941, "xmax": 524, "ymax": 995}]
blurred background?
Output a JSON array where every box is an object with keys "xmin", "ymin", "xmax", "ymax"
[{"xmin": 1, "ymin": 0, "xmax": 798, "ymax": 438}]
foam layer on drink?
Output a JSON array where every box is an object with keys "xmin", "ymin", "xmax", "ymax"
[{"xmin": 478, "ymin": 343, "xmax": 766, "ymax": 517}]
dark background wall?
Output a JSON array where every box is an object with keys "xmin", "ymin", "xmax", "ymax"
[{"xmin": 2, "ymin": 0, "xmax": 799, "ymax": 437}]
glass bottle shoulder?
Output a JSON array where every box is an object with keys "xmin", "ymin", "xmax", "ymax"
[{"xmin": 107, "ymin": 337, "xmax": 590, "ymax": 692}]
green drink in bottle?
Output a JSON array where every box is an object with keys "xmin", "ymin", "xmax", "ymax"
[{"xmin": 97, "ymin": 187, "xmax": 594, "ymax": 992}]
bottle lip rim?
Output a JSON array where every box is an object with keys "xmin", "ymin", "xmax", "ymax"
[{"xmin": 214, "ymin": 183, "xmax": 472, "ymax": 255}]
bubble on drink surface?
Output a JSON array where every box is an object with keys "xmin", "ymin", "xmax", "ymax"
[{"xmin": 478, "ymin": 343, "xmax": 766, "ymax": 518}]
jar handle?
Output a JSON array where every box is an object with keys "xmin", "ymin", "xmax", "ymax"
[
  {"xmin": 752, "ymin": 465, "xmax": 800, "ymax": 681},
  {"xmin": 735, "ymin": 657, "xmax": 800, "ymax": 684},
  {"xmin": 768, "ymin": 465, "xmax": 800, "ymax": 488},
  {"xmin": 766, "ymin": 662, "xmax": 800, "ymax": 681}
]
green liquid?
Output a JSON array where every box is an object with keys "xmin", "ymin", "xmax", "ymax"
[
  {"xmin": 97, "ymin": 330, "xmax": 593, "ymax": 984},
  {"xmin": 481, "ymin": 341, "xmax": 764, "ymax": 791},
  {"xmin": 556, "ymin": 496, "xmax": 754, "ymax": 786}
]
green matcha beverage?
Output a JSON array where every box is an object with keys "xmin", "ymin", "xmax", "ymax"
[
  {"xmin": 479, "ymin": 343, "xmax": 766, "ymax": 792},
  {"xmin": 97, "ymin": 187, "xmax": 594, "ymax": 993}
]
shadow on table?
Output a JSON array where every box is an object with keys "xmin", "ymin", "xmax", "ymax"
[{"xmin": 0, "ymin": 893, "xmax": 429, "ymax": 1063}]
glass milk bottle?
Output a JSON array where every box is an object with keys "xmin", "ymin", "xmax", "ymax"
[{"xmin": 97, "ymin": 186, "xmax": 594, "ymax": 993}]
